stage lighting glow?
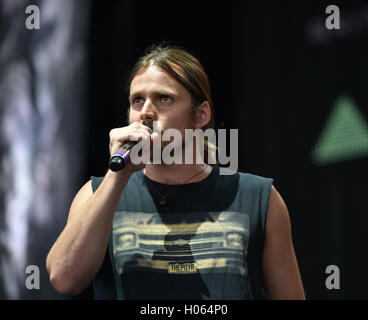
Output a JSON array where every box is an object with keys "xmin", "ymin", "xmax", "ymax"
[{"xmin": 311, "ymin": 95, "xmax": 368, "ymax": 166}]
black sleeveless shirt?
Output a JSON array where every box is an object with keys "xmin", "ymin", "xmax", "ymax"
[{"xmin": 91, "ymin": 166, "xmax": 273, "ymax": 300}]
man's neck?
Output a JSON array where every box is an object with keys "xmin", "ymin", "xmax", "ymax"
[{"xmin": 143, "ymin": 163, "xmax": 212, "ymax": 185}]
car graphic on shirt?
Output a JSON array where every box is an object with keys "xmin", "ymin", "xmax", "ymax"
[{"xmin": 112, "ymin": 211, "xmax": 249, "ymax": 275}]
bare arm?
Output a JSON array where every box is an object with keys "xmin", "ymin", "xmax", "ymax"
[
  {"xmin": 46, "ymin": 169, "xmax": 134, "ymax": 295},
  {"xmin": 262, "ymin": 186, "xmax": 306, "ymax": 299},
  {"xmin": 46, "ymin": 121, "xmax": 151, "ymax": 295}
]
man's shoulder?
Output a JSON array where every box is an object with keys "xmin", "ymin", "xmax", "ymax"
[
  {"xmin": 216, "ymin": 167, "xmax": 273, "ymax": 186},
  {"xmin": 237, "ymin": 172, "xmax": 274, "ymax": 196},
  {"xmin": 238, "ymin": 171, "xmax": 273, "ymax": 184}
]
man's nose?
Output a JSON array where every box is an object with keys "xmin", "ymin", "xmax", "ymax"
[{"xmin": 140, "ymin": 99, "xmax": 156, "ymax": 122}]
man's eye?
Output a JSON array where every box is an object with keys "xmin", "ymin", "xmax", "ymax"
[
  {"xmin": 160, "ymin": 95, "xmax": 172, "ymax": 102},
  {"xmin": 133, "ymin": 97, "xmax": 144, "ymax": 105}
]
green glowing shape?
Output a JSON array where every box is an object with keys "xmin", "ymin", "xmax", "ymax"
[{"xmin": 311, "ymin": 95, "xmax": 368, "ymax": 165}]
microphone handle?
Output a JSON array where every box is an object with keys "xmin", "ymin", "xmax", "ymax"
[
  {"xmin": 108, "ymin": 125, "xmax": 153, "ymax": 172},
  {"xmin": 108, "ymin": 141, "xmax": 137, "ymax": 172}
]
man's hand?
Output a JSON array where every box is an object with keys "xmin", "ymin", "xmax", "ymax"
[{"xmin": 109, "ymin": 121, "xmax": 153, "ymax": 172}]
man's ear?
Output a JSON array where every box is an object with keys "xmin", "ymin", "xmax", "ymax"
[{"xmin": 195, "ymin": 101, "xmax": 211, "ymax": 129}]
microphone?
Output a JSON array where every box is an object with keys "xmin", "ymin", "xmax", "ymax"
[{"xmin": 108, "ymin": 125, "xmax": 153, "ymax": 172}]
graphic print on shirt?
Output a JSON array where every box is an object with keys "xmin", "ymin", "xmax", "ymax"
[{"xmin": 112, "ymin": 211, "xmax": 249, "ymax": 277}]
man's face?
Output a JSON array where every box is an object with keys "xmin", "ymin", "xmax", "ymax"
[{"xmin": 129, "ymin": 65, "xmax": 196, "ymax": 136}]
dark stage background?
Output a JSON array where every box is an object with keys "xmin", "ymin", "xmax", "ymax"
[{"xmin": 0, "ymin": 0, "xmax": 367, "ymax": 299}]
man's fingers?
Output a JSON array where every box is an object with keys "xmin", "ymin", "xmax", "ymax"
[{"xmin": 109, "ymin": 127, "xmax": 152, "ymax": 157}]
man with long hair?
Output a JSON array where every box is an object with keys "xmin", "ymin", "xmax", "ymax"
[{"xmin": 46, "ymin": 44, "xmax": 305, "ymax": 300}]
